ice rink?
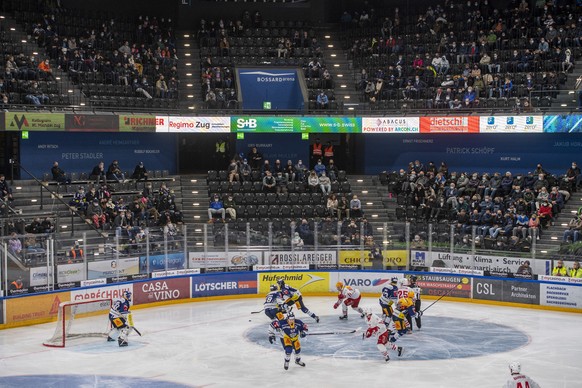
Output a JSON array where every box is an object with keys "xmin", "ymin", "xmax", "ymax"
[{"xmin": 0, "ymin": 296, "xmax": 581, "ymax": 388}]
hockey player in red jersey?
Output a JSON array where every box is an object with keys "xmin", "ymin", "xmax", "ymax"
[
  {"xmin": 333, "ymin": 281, "xmax": 364, "ymax": 320},
  {"xmin": 503, "ymin": 361, "xmax": 541, "ymax": 388},
  {"xmin": 362, "ymin": 307, "xmax": 403, "ymax": 362}
]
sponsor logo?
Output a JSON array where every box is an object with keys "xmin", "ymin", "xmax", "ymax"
[
  {"xmin": 232, "ymin": 254, "xmax": 259, "ymax": 266},
  {"xmin": 80, "ymin": 278, "xmax": 107, "ymax": 287},
  {"xmin": 506, "ymin": 117, "xmax": 514, "ymax": 125},
  {"xmin": 240, "ymin": 71, "xmax": 296, "ymax": 83},
  {"xmin": 343, "ymin": 278, "xmax": 391, "ymax": 287},
  {"xmin": 10, "ymin": 114, "xmax": 28, "ymax": 129},
  {"xmin": 236, "ymin": 118, "xmax": 257, "ymax": 129}
]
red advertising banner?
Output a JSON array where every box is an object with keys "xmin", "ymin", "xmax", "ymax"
[
  {"xmin": 420, "ymin": 116, "xmax": 479, "ymax": 133},
  {"xmin": 65, "ymin": 114, "xmax": 119, "ymax": 131},
  {"xmin": 133, "ymin": 277, "xmax": 191, "ymax": 305}
]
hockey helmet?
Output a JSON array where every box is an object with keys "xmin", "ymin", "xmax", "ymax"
[
  {"xmin": 277, "ymin": 277, "xmax": 285, "ymax": 288},
  {"xmin": 509, "ymin": 361, "xmax": 521, "ymax": 374},
  {"xmin": 287, "ymin": 312, "xmax": 295, "ymax": 321},
  {"xmin": 400, "ymin": 278, "xmax": 409, "ymax": 287},
  {"xmin": 410, "ymin": 275, "xmax": 418, "ymax": 283},
  {"xmin": 363, "ymin": 307, "xmax": 373, "ymax": 317},
  {"xmin": 336, "ymin": 281, "xmax": 344, "ymax": 291},
  {"xmin": 390, "ymin": 277, "xmax": 398, "ymax": 284},
  {"xmin": 270, "ymin": 284, "xmax": 278, "ymax": 292},
  {"xmin": 123, "ymin": 290, "xmax": 132, "ymax": 301}
]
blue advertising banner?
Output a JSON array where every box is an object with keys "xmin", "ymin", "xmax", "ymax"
[
  {"xmin": 20, "ymin": 132, "xmax": 177, "ymax": 177},
  {"xmin": 191, "ymin": 272, "xmax": 258, "ymax": 297},
  {"xmin": 544, "ymin": 115, "xmax": 582, "ymax": 133},
  {"xmin": 237, "ymin": 68, "xmax": 304, "ymax": 111},
  {"xmin": 236, "ymin": 133, "xmax": 309, "ymax": 166},
  {"xmin": 140, "ymin": 253, "xmax": 186, "ymax": 273},
  {"xmin": 363, "ymin": 133, "xmax": 582, "ymax": 175}
]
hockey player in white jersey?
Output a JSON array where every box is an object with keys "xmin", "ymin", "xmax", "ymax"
[
  {"xmin": 264, "ymin": 284, "xmax": 286, "ymax": 322},
  {"xmin": 334, "ymin": 282, "xmax": 364, "ymax": 319},
  {"xmin": 107, "ymin": 290, "xmax": 133, "ymax": 347},
  {"xmin": 362, "ymin": 307, "xmax": 403, "ymax": 362},
  {"xmin": 503, "ymin": 362, "xmax": 541, "ymax": 388}
]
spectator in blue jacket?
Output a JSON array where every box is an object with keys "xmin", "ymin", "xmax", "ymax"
[{"xmin": 207, "ymin": 194, "xmax": 225, "ymax": 222}]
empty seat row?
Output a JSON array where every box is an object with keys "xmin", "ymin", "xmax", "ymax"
[
  {"xmin": 209, "ymin": 192, "xmax": 335, "ymax": 206},
  {"xmin": 208, "ymin": 180, "xmax": 351, "ymax": 195}
]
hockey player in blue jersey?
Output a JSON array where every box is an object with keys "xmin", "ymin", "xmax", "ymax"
[
  {"xmin": 268, "ymin": 312, "xmax": 308, "ymax": 370},
  {"xmin": 264, "ymin": 285, "xmax": 286, "ymax": 321},
  {"xmin": 107, "ymin": 290, "xmax": 133, "ymax": 347},
  {"xmin": 277, "ymin": 278, "xmax": 319, "ymax": 323},
  {"xmin": 378, "ymin": 277, "xmax": 399, "ymax": 320}
]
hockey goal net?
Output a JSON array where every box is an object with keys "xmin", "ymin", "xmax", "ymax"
[{"xmin": 43, "ymin": 299, "xmax": 112, "ymax": 348}]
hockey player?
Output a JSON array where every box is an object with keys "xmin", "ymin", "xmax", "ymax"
[
  {"xmin": 393, "ymin": 297, "xmax": 420, "ymax": 335},
  {"xmin": 409, "ymin": 275, "xmax": 422, "ymax": 329},
  {"xmin": 108, "ymin": 290, "xmax": 133, "ymax": 347},
  {"xmin": 503, "ymin": 361, "xmax": 541, "ymax": 388},
  {"xmin": 277, "ymin": 278, "xmax": 319, "ymax": 323},
  {"xmin": 268, "ymin": 313, "xmax": 308, "ymax": 370},
  {"xmin": 362, "ymin": 307, "xmax": 403, "ymax": 363},
  {"xmin": 396, "ymin": 278, "xmax": 417, "ymax": 331},
  {"xmin": 378, "ymin": 277, "xmax": 399, "ymax": 319},
  {"xmin": 264, "ymin": 284, "xmax": 286, "ymax": 322},
  {"xmin": 333, "ymin": 281, "xmax": 364, "ymax": 320}
]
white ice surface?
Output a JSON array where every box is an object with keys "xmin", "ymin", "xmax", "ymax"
[{"xmin": 0, "ymin": 297, "xmax": 581, "ymax": 388}]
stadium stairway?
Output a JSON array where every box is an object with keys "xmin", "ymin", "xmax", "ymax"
[
  {"xmin": 175, "ymin": 31, "xmax": 202, "ymax": 111},
  {"xmin": 320, "ymin": 25, "xmax": 358, "ymax": 111}
]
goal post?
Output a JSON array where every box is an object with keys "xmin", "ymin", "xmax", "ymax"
[{"xmin": 43, "ymin": 299, "xmax": 113, "ymax": 348}]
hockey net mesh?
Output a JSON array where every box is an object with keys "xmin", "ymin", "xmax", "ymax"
[{"xmin": 43, "ymin": 299, "xmax": 112, "ymax": 348}]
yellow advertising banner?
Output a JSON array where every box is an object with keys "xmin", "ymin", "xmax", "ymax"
[
  {"xmin": 6, "ymin": 292, "xmax": 70, "ymax": 325},
  {"xmin": 258, "ymin": 272, "xmax": 330, "ymax": 294},
  {"xmin": 339, "ymin": 250, "xmax": 408, "ymax": 267}
]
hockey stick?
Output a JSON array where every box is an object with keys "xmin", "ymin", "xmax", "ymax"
[
  {"xmin": 251, "ymin": 308, "xmax": 265, "ymax": 314},
  {"xmin": 130, "ymin": 326, "xmax": 142, "ymax": 336},
  {"xmin": 421, "ymin": 281, "xmax": 464, "ymax": 314},
  {"xmin": 308, "ymin": 327, "xmax": 362, "ymax": 336}
]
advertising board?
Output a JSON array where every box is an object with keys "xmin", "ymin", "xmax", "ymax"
[
  {"xmin": 119, "ymin": 114, "xmax": 163, "ymax": 132},
  {"xmin": 65, "ymin": 114, "xmax": 119, "ymax": 131},
  {"xmin": 362, "ymin": 117, "xmax": 420, "ymax": 133},
  {"xmin": 472, "ymin": 278, "xmax": 539, "ymax": 304},
  {"xmin": 419, "ymin": 116, "xmax": 479, "ymax": 133},
  {"xmin": 339, "ymin": 250, "xmax": 407, "ymax": 267},
  {"xmin": 258, "ymin": 272, "xmax": 329, "ymax": 294},
  {"xmin": 87, "ymin": 257, "xmax": 140, "ymax": 279},
  {"xmin": 157, "ymin": 116, "xmax": 231, "ymax": 132},
  {"xmin": 57, "ymin": 263, "xmax": 85, "ymax": 283},
  {"xmin": 133, "ymin": 277, "xmax": 191, "ymax": 305},
  {"xmin": 191, "ymin": 272, "xmax": 257, "ymax": 297},
  {"xmin": 5, "ymin": 112, "xmax": 65, "ymax": 131},
  {"xmin": 479, "ymin": 116, "xmax": 543, "ymax": 133},
  {"xmin": 411, "ymin": 250, "xmax": 549, "ymax": 275},
  {"xmin": 6, "ymin": 292, "xmax": 70, "ymax": 324},
  {"xmin": 70, "ymin": 284, "xmax": 133, "ymax": 302}
]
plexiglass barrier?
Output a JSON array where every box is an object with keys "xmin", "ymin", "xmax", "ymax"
[{"xmin": 0, "ymin": 220, "xmax": 574, "ymax": 297}]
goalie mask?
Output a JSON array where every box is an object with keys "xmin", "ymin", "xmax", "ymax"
[
  {"xmin": 509, "ymin": 361, "xmax": 521, "ymax": 375},
  {"xmin": 123, "ymin": 291, "xmax": 132, "ymax": 302},
  {"xmin": 270, "ymin": 284, "xmax": 278, "ymax": 292}
]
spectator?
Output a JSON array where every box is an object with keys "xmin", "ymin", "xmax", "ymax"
[
  {"xmin": 314, "ymin": 159, "xmax": 326, "ymax": 176},
  {"xmin": 516, "ymin": 260, "xmax": 533, "ymax": 276},
  {"xmin": 156, "ymin": 75, "xmax": 169, "ymax": 98},
  {"xmin": 51, "ymin": 161, "xmax": 70, "ymax": 184},
  {"xmin": 291, "ymin": 232, "xmax": 304, "ymax": 249},
  {"xmin": 0, "ymin": 174, "xmax": 14, "ymax": 202},
  {"xmin": 107, "ymin": 160, "xmax": 126, "ymax": 183},
  {"xmin": 410, "ymin": 234, "xmax": 426, "ymax": 249},
  {"xmin": 327, "ymin": 193, "xmax": 338, "ymax": 218},
  {"xmin": 319, "ymin": 172, "xmax": 331, "ymax": 195},
  {"xmin": 90, "ymin": 162, "xmax": 107, "ymax": 185},
  {"xmin": 307, "ymin": 170, "xmax": 319, "ymax": 192},
  {"xmin": 25, "ymin": 81, "xmax": 49, "ymax": 106},
  {"xmin": 207, "ymin": 194, "xmax": 225, "ymax": 223},
  {"xmin": 9, "ymin": 277, "xmax": 24, "ymax": 291},
  {"xmin": 131, "ymin": 162, "xmax": 148, "ymax": 182},
  {"xmin": 8, "ymin": 232, "xmax": 22, "ymax": 256},
  {"xmin": 240, "ymin": 159, "xmax": 252, "ymax": 182},
  {"xmin": 87, "ymin": 199, "xmax": 106, "ymax": 229},
  {"xmin": 275, "ymin": 172, "xmax": 288, "ymax": 193},
  {"xmin": 350, "ymin": 194, "xmax": 363, "ymax": 218},
  {"xmin": 338, "ymin": 195, "xmax": 350, "ymax": 220},
  {"xmin": 247, "ymin": 147, "xmax": 263, "ymax": 170},
  {"xmin": 295, "ymin": 160, "xmax": 308, "ymax": 182},
  {"xmin": 223, "ymin": 194, "xmax": 236, "ymax": 220},
  {"xmin": 284, "ymin": 160, "xmax": 296, "ymax": 183},
  {"xmin": 227, "ymin": 159, "xmax": 239, "ymax": 183},
  {"xmin": 563, "ymin": 215, "xmax": 582, "ymax": 243},
  {"xmin": 38, "ymin": 58, "xmax": 54, "ymax": 80},
  {"xmin": 316, "ymin": 91, "xmax": 329, "ymax": 109},
  {"xmin": 132, "ymin": 78, "xmax": 153, "ymax": 99},
  {"xmin": 565, "ymin": 161, "xmax": 581, "ymax": 192},
  {"xmin": 262, "ymin": 171, "xmax": 277, "ymax": 193},
  {"xmin": 552, "ymin": 259, "xmax": 568, "ymax": 276},
  {"xmin": 569, "ymin": 260, "xmax": 582, "ymax": 278}
]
